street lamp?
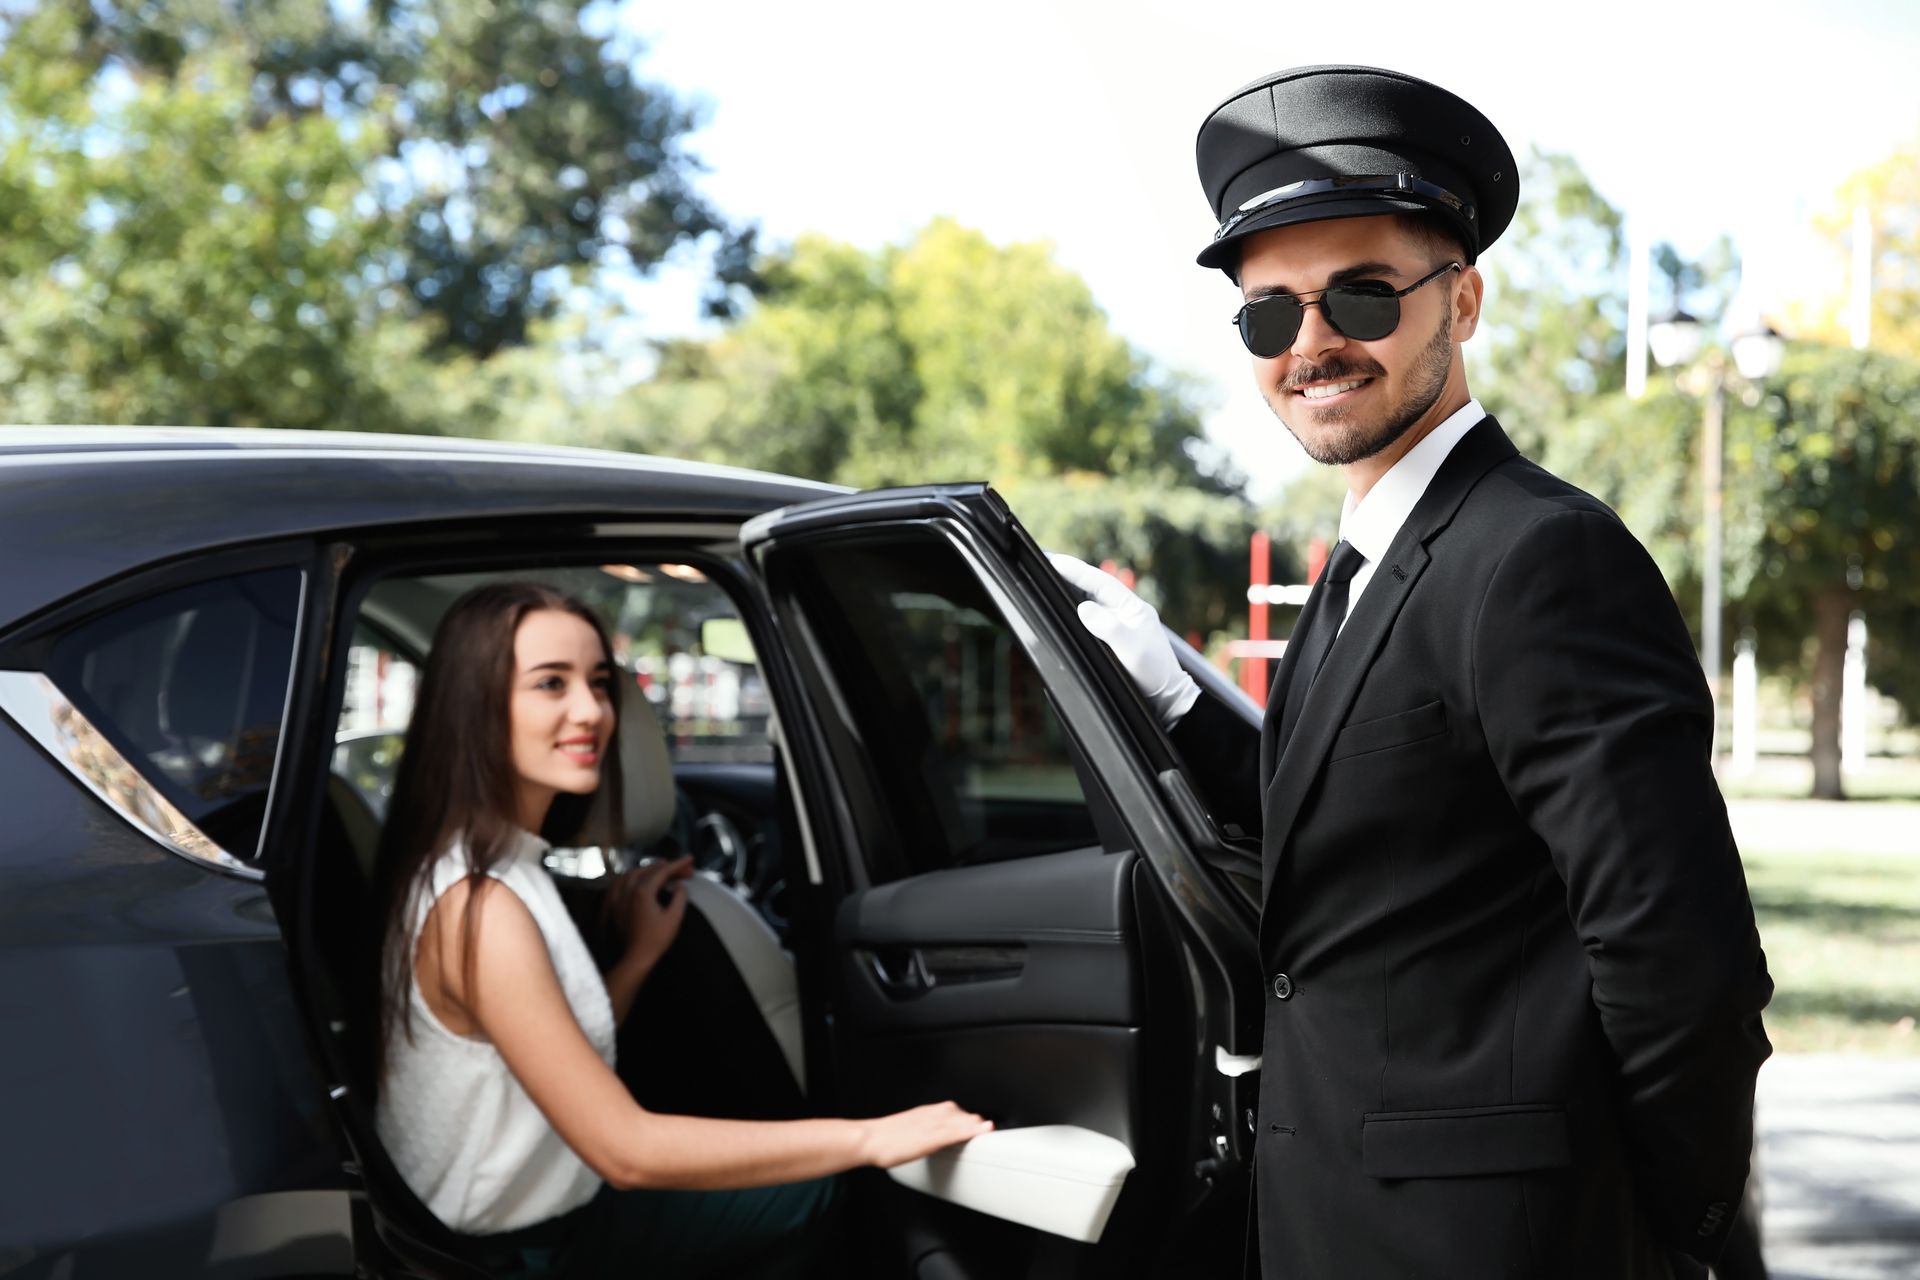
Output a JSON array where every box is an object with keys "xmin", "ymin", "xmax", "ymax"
[
  {"xmin": 1651, "ymin": 314, "xmax": 1787, "ymax": 759},
  {"xmin": 1731, "ymin": 322, "xmax": 1787, "ymax": 383},
  {"xmin": 1648, "ymin": 306, "xmax": 1705, "ymax": 370}
]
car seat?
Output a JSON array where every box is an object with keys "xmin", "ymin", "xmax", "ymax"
[{"xmin": 566, "ymin": 681, "xmax": 805, "ymax": 1093}]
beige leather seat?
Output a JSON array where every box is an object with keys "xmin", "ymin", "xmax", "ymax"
[{"xmin": 563, "ymin": 680, "xmax": 807, "ymax": 1092}]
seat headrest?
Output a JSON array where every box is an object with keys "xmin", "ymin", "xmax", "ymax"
[{"xmin": 564, "ymin": 677, "xmax": 676, "ymax": 851}]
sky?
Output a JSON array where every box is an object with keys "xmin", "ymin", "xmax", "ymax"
[{"xmin": 614, "ymin": 0, "xmax": 1920, "ymax": 498}]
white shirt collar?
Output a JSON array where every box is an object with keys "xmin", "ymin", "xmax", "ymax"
[
  {"xmin": 1338, "ymin": 399, "xmax": 1486, "ymax": 564},
  {"xmin": 507, "ymin": 824, "xmax": 553, "ymax": 863}
]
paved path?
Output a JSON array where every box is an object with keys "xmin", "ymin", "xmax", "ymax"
[{"xmin": 1756, "ymin": 1055, "xmax": 1920, "ymax": 1279}]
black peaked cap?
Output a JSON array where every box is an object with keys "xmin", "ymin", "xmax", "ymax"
[{"xmin": 1194, "ymin": 65, "xmax": 1518, "ymax": 270}]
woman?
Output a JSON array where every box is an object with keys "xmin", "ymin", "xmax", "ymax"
[{"xmin": 372, "ymin": 581, "xmax": 990, "ymax": 1278}]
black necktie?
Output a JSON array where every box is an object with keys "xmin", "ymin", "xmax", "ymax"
[{"xmin": 1275, "ymin": 539, "xmax": 1366, "ymax": 751}]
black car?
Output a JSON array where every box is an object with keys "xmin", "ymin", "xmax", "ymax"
[{"xmin": 0, "ymin": 428, "xmax": 1268, "ymax": 1279}]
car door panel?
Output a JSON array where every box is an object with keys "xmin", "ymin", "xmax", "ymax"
[
  {"xmin": 741, "ymin": 485, "xmax": 1259, "ymax": 1277},
  {"xmin": 836, "ymin": 847, "xmax": 1141, "ymax": 1032}
]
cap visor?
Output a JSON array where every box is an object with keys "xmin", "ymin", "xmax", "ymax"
[{"xmin": 1195, "ymin": 193, "xmax": 1431, "ymax": 270}]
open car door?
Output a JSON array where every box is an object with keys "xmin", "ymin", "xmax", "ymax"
[{"xmin": 740, "ymin": 484, "xmax": 1262, "ymax": 1279}]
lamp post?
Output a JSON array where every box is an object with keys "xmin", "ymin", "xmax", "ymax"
[{"xmin": 1649, "ymin": 311, "xmax": 1786, "ymax": 758}]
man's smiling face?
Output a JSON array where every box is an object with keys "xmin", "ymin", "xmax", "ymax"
[{"xmin": 1236, "ymin": 214, "xmax": 1480, "ymax": 470}]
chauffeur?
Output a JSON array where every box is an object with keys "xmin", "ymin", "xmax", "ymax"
[{"xmin": 1054, "ymin": 66, "xmax": 1773, "ymax": 1278}]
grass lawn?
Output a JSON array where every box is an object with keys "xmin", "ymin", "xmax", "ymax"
[
  {"xmin": 1720, "ymin": 752, "xmax": 1920, "ymax": 801},
  {"xmin": 1744, "ymin": 847, "xmax": 1920, "ymax": 1055}
]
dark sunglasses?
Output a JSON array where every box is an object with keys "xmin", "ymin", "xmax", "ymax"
[{"xmin": 1231, "ymin": 261, "xmax": 1462, "ymax": 358}]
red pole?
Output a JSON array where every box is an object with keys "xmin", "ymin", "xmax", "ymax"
[
  {"xmin": 1247, "ymin": 531, "xmax": 1270, "ymax": 700},
  {"xmin": 1306, "ymin": 536, "xmax": 1329, "ymax": 585}
]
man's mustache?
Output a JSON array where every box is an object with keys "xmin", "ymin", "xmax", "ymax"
[{"xmin": 1283, "ymin": 359, "xmax": 1385, "ymax": 391}]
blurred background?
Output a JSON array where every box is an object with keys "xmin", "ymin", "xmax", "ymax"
[{"xmin": 0, "ymin": 1, "xmax": 1915, "ymax": 1271}]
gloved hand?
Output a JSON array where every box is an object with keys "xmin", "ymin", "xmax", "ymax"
[{"xmin": 1048, "ymin": 552, "xmax": 1201, "ymax": 730}]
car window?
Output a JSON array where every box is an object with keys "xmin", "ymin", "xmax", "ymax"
[
  {"xmin": 608, "ymin": 566, "xmax": 771, "ymax": 765},
  {"xmin": 339, "ymin": 563, "xmax": 772, "ymax": 822},
  {"xmin": 772, "ymin": 533, "xmax": 1100, "ymax": 882},
  {"xmin": 333, "ymin": 623, "xmax": 418, "ymax": 822},
  {"xmin": 45, "ymin": 568, "xmax": 303, "ymax": 858}
]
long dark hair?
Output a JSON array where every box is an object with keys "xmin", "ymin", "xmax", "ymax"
[{"xmin": 372, "ymin": 581, "xmax": 624, "ymax": 1081}]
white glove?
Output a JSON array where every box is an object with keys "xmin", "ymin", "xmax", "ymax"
[{"xmin": 1048, "ymin": 552, "xmax": 1201, "ymax": 729}]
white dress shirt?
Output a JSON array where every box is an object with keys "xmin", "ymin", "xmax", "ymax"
[{"xmin": 1336, "ymin": 399, "xmax": 1486, "ymax": 630}]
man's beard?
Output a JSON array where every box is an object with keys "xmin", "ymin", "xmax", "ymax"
[{"xmin": 1272, "ymin": 307, "xmax": 1454, "ymax": 467}]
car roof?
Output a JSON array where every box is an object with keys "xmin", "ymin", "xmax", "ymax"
[{"xmin": 0, "ymin": 427, "xmax": 849, "ymax": 626}]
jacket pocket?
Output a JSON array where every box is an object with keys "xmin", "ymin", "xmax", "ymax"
[
  {"xmin": 1362, "ymin": 1102, "xmax": 1570, "ymax": 1179},
  {"xmin": 1328, "ymin": 699, "xmax": 1448, "ymax": 762}
]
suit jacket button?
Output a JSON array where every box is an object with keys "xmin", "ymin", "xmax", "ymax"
[
  {"xmin": 1697, "ymin": 1201, "xmax": 1730, "ymax": 1235},
  {"xmin": 1270, "ymin": 973, "xmax": 1294, "ymax": 1000}
]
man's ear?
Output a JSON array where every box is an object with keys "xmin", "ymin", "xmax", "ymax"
[{"xmin": 1452, "ymin": 265, "xmax": 1486, "ymax": 343}]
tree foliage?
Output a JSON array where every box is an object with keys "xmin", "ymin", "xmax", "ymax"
[
  {"xmin": 1540, "ymin": 343, "xmax": 1920, "ymax": 775},
  {"xmin": 613, "ymin": 219, "xmax": 1254, "ymax": 635},
  {"xmin": 1475, "ymin": 149, "xmax": 1629, "ymax": 452},
  {"xmin": 1726, "ymin": 346, "xmax": 1920, "ymax": 718},
  {"xmin": 628, "ymin": 220, "xmax": 1235, "ymax": 490},
  {"xmin": 0, "ymin": 0, "xmax": 745, "ymax": 429},
  {"xmin": 37, "ymin": 0, "xmax": 749, "ymax": 357},
  {"xmin": 1474, "ymin": 148, "xmax": 1920, "ymax": 789},
  {"xmin": 0, "ymin": 7, "xmax": 418, "ymax": 429}
]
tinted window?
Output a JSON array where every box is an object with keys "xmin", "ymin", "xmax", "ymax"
[
  {"xmin": 777, "ymin": 536, "xmax": 1098, "ymax": 881},
  {"xmin": 48, "ymin": 569, "xmax": 302, "ymax": 857}
]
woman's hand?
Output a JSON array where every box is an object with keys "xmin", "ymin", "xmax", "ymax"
[
  {"xmin": 606, "ymin": 855, "xmax": 694, "ymax": 976},
  {"xmin": 858, "ymin": 1102, "xmax": 994, "ymax": 1168}
]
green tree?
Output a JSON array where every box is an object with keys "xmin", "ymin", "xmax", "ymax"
[
  {"xmin": 0, "ymin": 7, "xmax": 419, "ymax": 430},
  {"xmin": 1545, "ymin": 348, "xmax": 1920, "ymax": 799},
  {"xmin": 611, "ymin": 220, "xmax": 1254, "ymax": 636},
  {"xmin": 1724, "ymin": 346, "xmax": 1920, "ymax": 797},
  {"xmin": 57, "ymin": 0, "xmax": 752, "ymax": 356},
  {"xmin": 1475, "ymin": 149, "xmax": 1628, "ymax": 452},
  {"xmin": 1477, "ymin": 148, "xmax": 1740, "ymax": 450}
]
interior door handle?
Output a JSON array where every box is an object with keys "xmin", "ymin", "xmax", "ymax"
[{"xmin": 866, "ymin": 947, "xmax": 934, "ymax": 997}]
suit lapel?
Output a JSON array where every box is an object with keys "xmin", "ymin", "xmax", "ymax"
[{"xmin": 1259, "ymin": 417, "xmax": 1520, "ymax": 919}]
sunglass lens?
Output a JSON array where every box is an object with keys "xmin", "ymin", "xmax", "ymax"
[
  {"xmin": 1325, "ymin": 289, "xmax": 1400, "ymax": 341},
  {"xmin": 1239, "ymin": 298, "xmax": 1302, "ymax": 358}
]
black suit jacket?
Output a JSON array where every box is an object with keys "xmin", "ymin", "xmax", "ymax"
[{"xmin": 1173, "ymin": 418, "xmax": 1772, "ymax": 1279}]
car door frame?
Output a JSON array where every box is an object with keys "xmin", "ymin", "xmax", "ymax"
[{"xmin": 736, "ymin": 483, "xmax": 1263, "ymax": 1266}]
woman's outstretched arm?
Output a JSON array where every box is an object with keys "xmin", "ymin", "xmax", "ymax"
[{"xmin": 426, "ymin": 876, "xmax": 992, "ymax": 1191}]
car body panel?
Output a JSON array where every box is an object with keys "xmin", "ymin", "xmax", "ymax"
[
  {"xmin": 0, "ymin": 431, "xmax": 840, "ymax": 628},
  {"xmin": 0, "ymin": 719, "xmax": 344, "ymax": 1268}
]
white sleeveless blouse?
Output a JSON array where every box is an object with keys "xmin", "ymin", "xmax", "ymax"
[{"xmin": 376, "ymin": 828, "xmax": 617, "ymax": 1235}]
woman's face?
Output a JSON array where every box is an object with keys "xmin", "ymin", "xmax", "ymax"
[{"xmin": 508, "ymin": 608, "xmax": 616, "ymax": 829}]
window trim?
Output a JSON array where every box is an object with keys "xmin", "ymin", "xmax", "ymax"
[
  {"xmin": 0, "ymin": 668, "xmax": 264, "ymax": 881},
  {"xmin": 0, "ymin": 544, "xmax": 315, "ymax": 880}
]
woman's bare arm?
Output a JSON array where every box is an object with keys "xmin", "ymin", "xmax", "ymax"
[{"xmin": 426, "ymin": 877, "xmax": 991, "ymax": 1191}]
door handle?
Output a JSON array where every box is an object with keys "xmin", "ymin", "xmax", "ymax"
[{"xmin": 865, "ymin": 947, "xmax": 934, "ymax": 997}]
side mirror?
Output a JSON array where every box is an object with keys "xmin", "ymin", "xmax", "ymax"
[{"xmin": 700, "ymin": 617, "xmax": 757, "ymax": 665}]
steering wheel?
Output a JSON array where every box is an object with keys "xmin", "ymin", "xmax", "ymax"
[{"xmin": 691, "ymin": 811, "xmax": 750, "ymax": 887}]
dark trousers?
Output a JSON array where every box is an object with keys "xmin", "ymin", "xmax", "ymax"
[
  {"xmin": 467, "ymin": 885, "xmax": 837, "ymax": 1278},
  {"xmin": 471, "ymin": 1176, "xmax": 840, "ymax": 1280}
]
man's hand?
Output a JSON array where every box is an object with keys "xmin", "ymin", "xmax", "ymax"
[{"xmin": 1048, "ymin": 553, "xmax": 1200, "ymax": 730}]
